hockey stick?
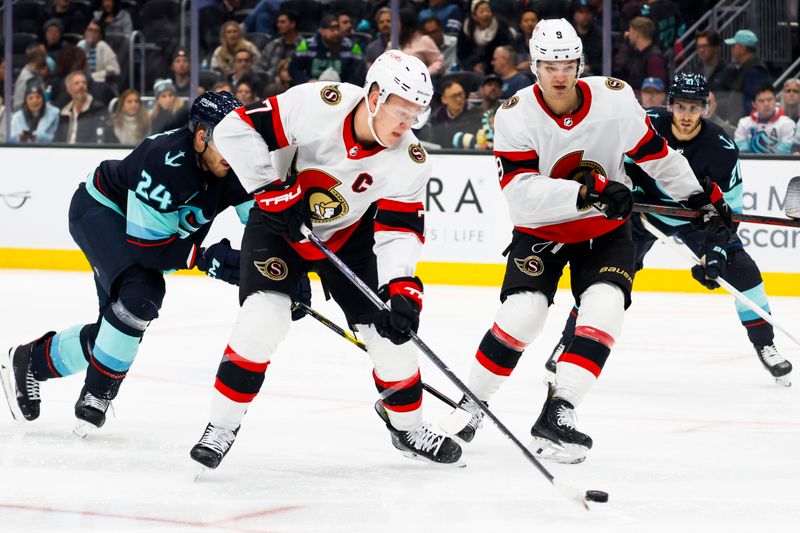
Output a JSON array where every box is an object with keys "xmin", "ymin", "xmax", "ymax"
[
  {"xmin": 291, "ymin": 301, "xmax": 463, "ymax": 410},
  {"xmin": 633, "ymin": 204, "xmax": 800, "ymax": 228},
  {"xmin": 639, "ymin": 214, "xmax": 800, "ymax": 349},
  {"xmin": 301, "ymin": 227, "xmax": 607, "ymax": 509}
]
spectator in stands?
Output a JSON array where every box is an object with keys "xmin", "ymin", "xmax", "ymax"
[
  {"xmin": 707, "ymin": 90, "xmax": 736, "ymax": 139},
  {"xmin": 13, "ymin": 43, "xmax": 47, "ymax": 111},
  {"xmin": 149, "ymin": 79, "xmax": 185, "ymax": 134},
  {"xmin": 430, "ymin": 80, "xmax": 481, "ymax": 147},
  {"xmin": 10, "ymin": 79, "xmax": 60, "ymax": 144},
  {"xmin": 229, "ymin": 49, "xmax": 262, "ymax": 91},
  {"xmin": 47, "ymin": 0, "xmax": 91, "ymax": 35},
  {"xmin": 109, "ymin": 89, "xmax": 150, "ymax": 145},
  {"xmin": 55, "ymin": 70, "xmax": 108, "ymax": 144},
  {"xmin": 639, "ymin": 0, "xmax": 684, "ymax": 56},
  {"xmin": 235, "ymin": 79, "xmax": 258, "ymax": 105},
  {"xmin": 477, "ymin": 73, "xmax": 502, "ymax": 112},
  {"xmin": 453, "ymin": 106, "xmax": 496, "ymax": 150},
  {"xmin": 200, "ymin": 0, "xmax": 244, "ymax": 56},
  {"xmin": 42, "ymin": 19, "xmax": 66, "ymax": 61},
  {"xmin": 257, "ymin": 9, "xmax": 301, "ymax": 80},
  {"xmin": 170, "ymin": 48, "xmax": 191, "ymax": 97},
  {"xmin": 422, "ymin": 17, "xmax": 458, "ymax": 73},
  {"xmin": 779, "ymin": 79, "xmax": 800, "ymax": 122},
  {"xmin": 243, "ymin": 0, "xmax": 281, "ymax": 36},
  {"xmin": 694, "ymin": 30, "xmax": 727, "ymax": 91},
  {"xmin": 394, "ymin": 9, "xmax": 445, "ymax": 77},
  {"xmin": 262, "ymin": 58, "xmax": 291, "ymax": 97},
  {"xmin": 572, "ymin": 0, "xmax": 602, "ymax": 75},
  {"xmin": 48, "ymin": 44, "xmax": 114, "ymax": 108},
  {"xmin": 457, "ymin": 0, "xmax": 514, "ymax": 74},
  {"xmin": 419, "ymin": 0, "xmax": 463, "ymax": 36},
  {"xmin": 491, "ymin": 46, "xmax": 532, "ymax": 99},
  {"xmin": 721, "ymin": 29, "xmax": 770, "ymax": 121},
  {"xmin": 97, "ymin": 0, "xmax": 133, "ymax": 38},
  {"xmin": 289, "ymin": 14, "xmax": 367, "ymax": 86},
  {"xmin": 338, "ymin": 12, "xmax": 355, "ymax": 41},
  {"xmin": 734, "ymin": 84, "xmax": 796, "ymax": 155},
  {"xmin": 616, "ymin": 16, "xmax": 667, "ymax": 92},
  {"xmin": 513, "ymin": 9, "xmax": 540, "ymax": 71},
  {"xmin": 366, "ymin": 8, "xmax": 392, "ymax": 66},
  {"xmin": 640, "ymin": 76, "xmax": 666, "ymax": 107},
  {"xmin": 532, "ymin": 0, "xmax": 570, "ymax": 19},
  {"xmin": 211, "ymin": 21, "xmax": 262, "ymax": 77},
  {"xmin": 78, "ymin": 20, "xmax": 120, "ymax": 85}
]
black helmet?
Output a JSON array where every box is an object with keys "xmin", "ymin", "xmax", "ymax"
[
  {"xmin": 668, "ymin": 72, "xmax": 709, "ymax": 105},
  {"xmin": 189, "ymin": 91, "xmax": 243, "ymax": 138}
]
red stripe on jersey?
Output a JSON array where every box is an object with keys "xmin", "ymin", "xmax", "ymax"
[
  {"xmin": 476, "ymin": 349, "xmax": 514, "ymax": 376},
  {"xmin": 374, "ymin": 222, "xmax": 425, "ymax": 243},
  {"xmin": 127, "ymin": 235, "xmax": 176, "ymax": 247},
  {"xmin": 377, "ymin": 199, "xmax": 423, "ymax": 213},
  {"xmin": 634, "ymin": 141, "xmax": 668, "ymax": 163},
  {"xmin": 187, "ymin": 244, "xmax": 198, "ymax": 269},
  {"xmin": 235, "ymin": 107, "xmax": 255, "ymax": 128},
  {"xmin": 514, "ymin": 215, "xmax": 626, "ymax": 243},
  {"xmin": 223, "ymin": 345, "xmax": 270, "ymax": 373},
  {"xmin": 627, "ymin": 122, "xmax": 654, "ymax": 154},
  {"xmin": 288, "ymin": 220, "xmax": 361, "ymax": 260},
  {"xmin": 372, "ymin": 369, "xmax": 421, "ymax": 389},
  {"xmin": 490, "ymin": 323, "xmax": 528, "ymax": 351},
  {"xmin": 267, "ymin": 96, "xmax": 289, "ymax": 148},
  {"xmin": 343, "ymin": 110, "xmax": 384, "ymax": 159},
  {"xmin": 500, "ymin": 168, "xmax": 537, "ymax": 190},
  {"xmin": 575, "ymin": 325, "xmax": 615, "ymax": 348},
  {"xmin": 214, "ymin": 377, "xmax": 257, "ymax": 403},
  {"xmin": 494, "ymin": 149, "xmax": 539, "ymax": 162},
  {"xmin": 558, "ymin": 352, "xmax": 602, "ymax": 378},
  {"xmin": 533, "ymin": 81, "xmax": 592, "ymax": 130}
]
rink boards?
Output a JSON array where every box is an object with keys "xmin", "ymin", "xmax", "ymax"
[{"xmin": 0, "ymin": 146, "xmax": 798, "ymax": 294}]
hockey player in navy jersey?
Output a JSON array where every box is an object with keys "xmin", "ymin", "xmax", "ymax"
[
  {"xmin": 0, "ymin": 92, "xmax": 259, "ymax": 436},
  {"xmin": 546, "ymin": 72, "xmax": 792, "ymax": 386},
  {"xmin": 449, "ymin": 21, "xmax": 733, "ymax": 464},
  {"xmin": 189, "ymin": 50, "xmax": 464, "ymax": 470}
]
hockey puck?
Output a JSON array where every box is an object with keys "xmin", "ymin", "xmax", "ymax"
[{"xmin": 585, "ymin": 490, "xmax": 609, "ymax": 503}]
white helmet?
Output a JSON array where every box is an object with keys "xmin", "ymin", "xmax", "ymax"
[
  {"xmin": 529, "ymin": 18, "xmax": 584, "ymax": 78},
  {"xmin": 364, "ymin": 50, "xmax": 433, "ymax": 138}
]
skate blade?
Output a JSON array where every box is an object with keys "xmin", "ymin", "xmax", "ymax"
[
  {"xmin": 397, "ymin": 449, "xmax": 466, "ymax": 468},
  {"xmin": 775, "ymin": 374, "xmax": 791, "ymax": 387},
  {"xmin": 529, "ymin": 436, "xmax": 588, "ymax": 465},
  {"xmin": 438, "ymin": 407, "xmax": 474, "ymax": 437},
  {"xmin": 73, "ymin": 420, "xmax": 99, "ymax": 439},
  {"xmin": 193, "ymin": 465, "xmax": 210, "ymax": 482},
  {"xmin": 0, "ymin": 348, "xmax": 26, "ymax": 422}
]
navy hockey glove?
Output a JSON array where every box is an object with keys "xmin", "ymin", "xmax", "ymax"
[
  {"xmin": 691, "ymin": 241, "xmax": 727, "ymax": 290},
  {"xmin": 196, "ymin": 238, "xmax": 240, "ymax": 286},
  {"xmin": 684, "ymin": 177, "xmax": 734, "ymax": 235},
  {"xmin": 574, "ymin": 170, "xmax": 632, "ymax": 220},
  {"xmin": 254, "ymin": 179, "xmax": 311, "ymax": 242},
  {"xmin": 291, "ymin": 273, "xmax": 312, "ymax": 321},
  {"xmin": 374, "ymin": 277, "xmax": 423, "ymax": 345}
]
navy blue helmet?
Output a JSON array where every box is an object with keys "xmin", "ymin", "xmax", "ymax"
[
  {"xmin": 189, "ymin": 91, "xmax": 243, "ymax": 138},
  {"xmin": 668, "ymin": 72, "xmax": 709, "ymax": 105}
]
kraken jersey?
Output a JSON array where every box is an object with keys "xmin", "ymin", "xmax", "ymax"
[
  {"xmin": 86, "ymin": 128, "xmax": 252, "ymax": 271},
  {"xmin": 734, "ymin": 108, "xmax": 796, "ymax": 154},
  {"xmin": 631, "ymin": 107, "xmax": 743, "ymax": 227},
  {"xmin": 493, "ymin": 76, "xmax": 702, "ymax": 243},
  {"xmin": 212, "ymin": 82, "xmax": 430, "ymax": 286}
]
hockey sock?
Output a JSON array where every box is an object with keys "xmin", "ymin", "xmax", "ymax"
[
  {"xmin": 735, "ymin": 283, "xmax": 774, "ymax": 346},
  {"xmin": 374, "ymin": 369, "xmax": 423, "ymax": 430},
  {"xmin": 555, "ymin": 327, "xmax": 612, "ymax": 407},
  {"xmin": 468, "ymin": 325, "xmax": 527, "ymax": 400},
  {"xmin": 30, "ymin": 325, "xmax": 92, "ymax": 380}
]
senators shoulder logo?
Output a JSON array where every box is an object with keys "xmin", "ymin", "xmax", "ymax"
[
  {"xmin": 320, "ymin": 85, "xmax": 342, "ymax": 105},
  {"xmin": 502, "ymin": 95, "xmax": 519, "ymax": 109},
  {"xmin": 604, "ymin": 77, "xmax": 625, "ymax": 91},
  {"xmin": 408, "ymin": 143, "xmax": 426, "ymax": 164}
]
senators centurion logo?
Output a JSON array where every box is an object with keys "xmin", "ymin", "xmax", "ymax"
[
  {"xmin": 300, "ymin": 168, "xmax": 349, "ymax": 223},
  {"xmin": 514, "ymin": 255, "xmax": 544, "ymax": 277},
  {"xmin": 254, "ymin": 258, "xmax": 288, "ymax": 280},
  {"xmin": 502, "ymin": 95, "xmax": 520, "ymax": 109},
  {"xmin": 604, "ymin": 77, "xmax": 625, "ymax": 91},
  {"xmin": 320, "ymin": 85, "xmax": 342, "ymax": 105},
  {"xmin": 408, "ymin": 143, "xmax": 426, "ymax": 164}
]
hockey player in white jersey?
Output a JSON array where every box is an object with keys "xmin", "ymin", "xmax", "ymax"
[
  {"xmin": 189, "ymin": 50, "xmax": 463, "ymax": 469},
  {"xmin": 451, "ymin": 19, "xmax": 733, "ymax": 463}
]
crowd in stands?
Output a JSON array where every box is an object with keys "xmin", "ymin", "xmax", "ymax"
[{"xmin": 1, "ymin": 0, "xmax": 799, "ymax": 154}]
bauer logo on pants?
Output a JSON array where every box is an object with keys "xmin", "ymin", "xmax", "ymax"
[
  {"xmin": 514, "ymin": 255, "xmax": 544, "ymax": 277},
  {"xmin": 254, "ymin": 258, "xmax": 288, "ymax": 280}
]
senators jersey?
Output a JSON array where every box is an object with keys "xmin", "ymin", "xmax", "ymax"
[
  {"xmin": 213, "ymin": 82, "xmax": 430, "ymax": 285},
  {"xmin": 493, "ymin": 76, "xmax": 702, "ymax": 243}
]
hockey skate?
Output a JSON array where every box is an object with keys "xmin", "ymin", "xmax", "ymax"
[
  {"xmin": 374, "ymin": 400, "xmax": 464, "ymax": 467},
  {"xmin": 754, "ymin": 344, "xmax": 792, "ymax": 387},
  {"xmin": 543, "ymin": 340, "xmax": 566, "ymax": 386},
  {"xmin": 73, "ymin": 386, "xmax": 112, "ymax": 438},
  {"xmin": 190, "ymin": 423, "xmax": 240, "ymax": 476},
  {"xmin": 0, "ymin": 333, "xmax": 52, "ymax": 421},
  {"xmin": 451, "ymin": 395, "xmax": 487, "ymax": 443},
  {"xmin": 530, "ymin": 390, "xmax": 593, "ymax": 464}
]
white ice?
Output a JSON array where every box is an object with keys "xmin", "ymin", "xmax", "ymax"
[{"xmin": 1, "ymin": 270, "xmax": 798, "ymax": 532}]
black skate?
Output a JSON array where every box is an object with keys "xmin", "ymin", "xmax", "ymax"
[
  {"xmin": 73, "ymin": 386, "xmax": 112, "ymax": 438},
  {"xmin": 754, "ymin": 344, "xmax": 792, "ymax": 387},
  {"xmin": 544, "ymin": 340, "xmax": 566, "ymax": 385},
  {"xmin": 190, "ymin": 423, "xmax": 240, "ymax": 472},
  {"xmin": 453, "ymin": 395, "xmax": 487, "ymax": 443},
  {"xmin": 0, "ymin": 332, "xmax": 53, "ymax": 421},
  {"xmin": 530, "ymin": 394, "xmax": 593, "ymax": 464},
  {"xmin": 374, "ymin": 401, "xmax": 464, "ymax": 466}
]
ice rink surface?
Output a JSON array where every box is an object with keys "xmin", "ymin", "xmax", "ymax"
[{"xmin": 0, "ymin": 270, "xmax": 798, "ymax": 532}]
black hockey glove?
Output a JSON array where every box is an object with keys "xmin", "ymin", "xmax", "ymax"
[
  {"xmin": 291, "ymin": 273, "xmax": 312, "ymax": 321},
  {"xmin": 254, "ymin": 179, "xmax": 311, "ymax": 242},
  {"xmin": 373, "ymin": 277, "xmax": 423, "ymax": 345},
  {"xmin": 684, "ymin": 177, "xmax": 734, "ymax": 235},
  {"xmin": 196, "ymin": 238, "xmax": 240, "ymax": 286},
  {"xmin": 574, "ymin": 169, "xmax": 633, "ymax": 220},
  {"xmin": 691, "ymin": 241, "xmax": 727, "ymax": 290}
]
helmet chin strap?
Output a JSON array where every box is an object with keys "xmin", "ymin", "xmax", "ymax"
[{"xmin": 366, "ymin": 96, "xmax": 388, "ymax": 148}]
